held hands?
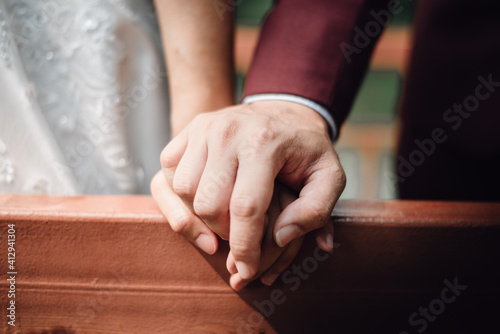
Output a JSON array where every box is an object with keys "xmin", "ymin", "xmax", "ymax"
[
  {"xmin": 152, "ymin": 172, "xmax": 306, "ymax": 290},
  {"xmin": 152, "ymin": 100, "xmax": 345, "ymax": 287},
  {"xmin": 228, "ymin": 182, "xmax": 306, "ymax": 290}
]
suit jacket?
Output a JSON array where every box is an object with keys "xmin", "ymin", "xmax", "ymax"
[
  {"xmin": 243, "ymin": 0, "xmax": 500, "ymax": 201},
  {"xmin": 243, "ymin": 0, "xmax": 390, "ymax": 128}
]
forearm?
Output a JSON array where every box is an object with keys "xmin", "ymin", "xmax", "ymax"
[{"xmin": 154, "ymin": 0, "xmax": 235, "ymax": 136}]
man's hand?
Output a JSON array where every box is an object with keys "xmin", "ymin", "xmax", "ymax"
[
  {"xmin": 151, "ymin": 172, "xmax": 318, "ymax": 290},
  {"xmin": 160, "ymin": 100, "xmax": 346, "ymax": 280},
  {"xmin": 228, "ymin": 182, "xmax": 306, "ymax": 291}
]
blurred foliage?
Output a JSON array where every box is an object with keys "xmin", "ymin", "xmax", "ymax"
[
  {"xmin": 349, "ymin": 70, "xmax": 401, "ymax": 123},
  {"xmin": 236, "ymin": 0, "xmax": 273, "ymax": 26},
  {"xmin": 392, "ymin": 0, "xmax": 420, "ymax": 25}
]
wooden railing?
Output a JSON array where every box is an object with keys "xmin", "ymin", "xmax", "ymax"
[{"xmin": 1, "ymin": 195, "xmax": 499, "ymax": 333}]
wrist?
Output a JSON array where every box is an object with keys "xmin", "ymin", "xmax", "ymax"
[
  {"xmin": 291, "ymin": 102, "xmax": 330, "ymax": 138},
  {"xmin": 247, "ymin": 100, "xmax": 330, "ymax": 139},
  {"xmin": 242, "ymin": 94, "xmax": 335, "ymax": 140},
  {"xmin": 171, "ymin": 93, "xmax": 234, "ymax": 137}
]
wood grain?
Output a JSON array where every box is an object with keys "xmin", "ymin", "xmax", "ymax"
[{"xmin": 1, "ymin": 195, "xmax": 499, "ymax": 333}]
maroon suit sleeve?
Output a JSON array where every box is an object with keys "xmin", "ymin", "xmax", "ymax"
[{"xmin": 243, "ymin": 0, "xmax": 391, "ymax": 132}]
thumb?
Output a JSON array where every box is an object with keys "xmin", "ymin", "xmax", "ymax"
[{"xmin": 274, "ymin": 163, "xmax": 345, "ymax": 247}]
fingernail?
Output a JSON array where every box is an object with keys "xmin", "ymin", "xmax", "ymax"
[
  {"xmin": 235, "ymin": 261, "xmax": 254, "ymax": 280},
  {"xmin": 232, "ymin": 281, "xmax": 249, "ymax": 292},
  {"xmin": 275, "ymin": 225, "xmax": 302, "ymax": 247},
  {"xmin": 194, "ymin": 234, "xmax": 216, "ymax": 255},
  {"xmin": 228, "ymin": 265, "xmax": 238, "ymax": 275},
  {"xmin": 261, "ymin": 273, "xmax": 279, "ymax": 286},
  {"xmin": 326, "ymin": 232, "xmax": 334, "ymax": 250},
  {"xmin": 230, "ymin": 274, "xmax": 249, "ymax": 291}
]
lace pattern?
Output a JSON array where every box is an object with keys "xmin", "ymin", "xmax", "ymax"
[
  {"xmin": 0, "ymin": 5, "xmax": 13, "ymax": 68},
  {"xmin": 0, "ymin": 0, "xmax": 170, "ymax": 194}
]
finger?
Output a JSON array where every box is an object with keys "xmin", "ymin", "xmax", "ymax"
[
  {"xmin": 161, "ymin": 128, "xmax": 189, "ymax": 181},
  {"xmin": 193, "ymin": 153, "xmax": 237, "ymax": 239},
  {"xmin": 230, "ymin": 273, "xmax": 250, "ymax": 291},
  {"xmin": 229, "ymin": 236, "xmax": 304, "ymax": 291},
  {"xmin": 151, "ymin": 171, "xmax": 218, "ymax": 255},
  {"xmin": 226, "ymin": 251, "xmax": 238, "ymax": 275},
  {"xmin": 227, "ymin": 214, "xmax": 269, "ymax": 276},
  {"xmin": 171, "ymin": 131, "xmax": 208, "ymax": 206},
  {"xmin": 229, "ymin": 184, "xmax": 295, "ymax": 290},
  {"xmin": 260, "ymin": 236, "xmax": 304, "ymax": 286},
  {"xmin": 274, "ymin": 159, "xmax": 345, "ymax": 247},
  {"xmin": 229, "ymin": 159, "xmax": 278, "ymax": 280},
  {"xmin": 315, "ymin": 220, "xmax": 334, "ymax": 252}
]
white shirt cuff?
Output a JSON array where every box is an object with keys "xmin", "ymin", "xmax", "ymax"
[{"xmin": 242, "ymin": 94, "xmax": 338, "ymax": 140}]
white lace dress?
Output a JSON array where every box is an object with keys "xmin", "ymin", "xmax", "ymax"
[{"xmin": 0, "ymin": 0, "xmax": 170, "ymax": 195}]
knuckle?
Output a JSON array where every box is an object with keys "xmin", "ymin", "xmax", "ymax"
[
  {"xmin": 193, "ymin": 112, "xmax": 209, "ymax": 123},
  {"xmin": 333, "ymin": 165, "xmax": 347, "ymax": 190},
  {"xmin": 150, "ymin": 172, "xmax": 163, "ymax": 194},
  {"xmin": 191, "ymin": 113, "xmax": 213, "ymax": 132},
  {"xmin": 160, "ymin": 147, "xmax": 176, "ymax": 168},
  {"xmin": 230, "ymin": 196, "xmax": 261, "ymax": 219},
  {"xmin": 307, "ymin": 199, "xmax": 331, "ymax": 223},
  {"xmin": 169, "ymin": 213, "xmax": 192, "ymax": 235},
  {"xmin": 189, "ymin": 114, "xmax": 204, "ymax": 127},
  {"xmin": 193, "ymin": 198, "xmax": 221, "ymax": 220},
  {"xmin": 230, "ymin": 238, "xmax": 254, "ymax": 257},
  {"xmin": 217, "ymin": 120, "xmax": 239, "ymax": 146},
  {"xmin": 251, "ymin": 126, "xmax": 276, "ymax": 150},
  {"xmin": 172, "ymin": 179, "xmax": 196, "ymax": 200}
]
